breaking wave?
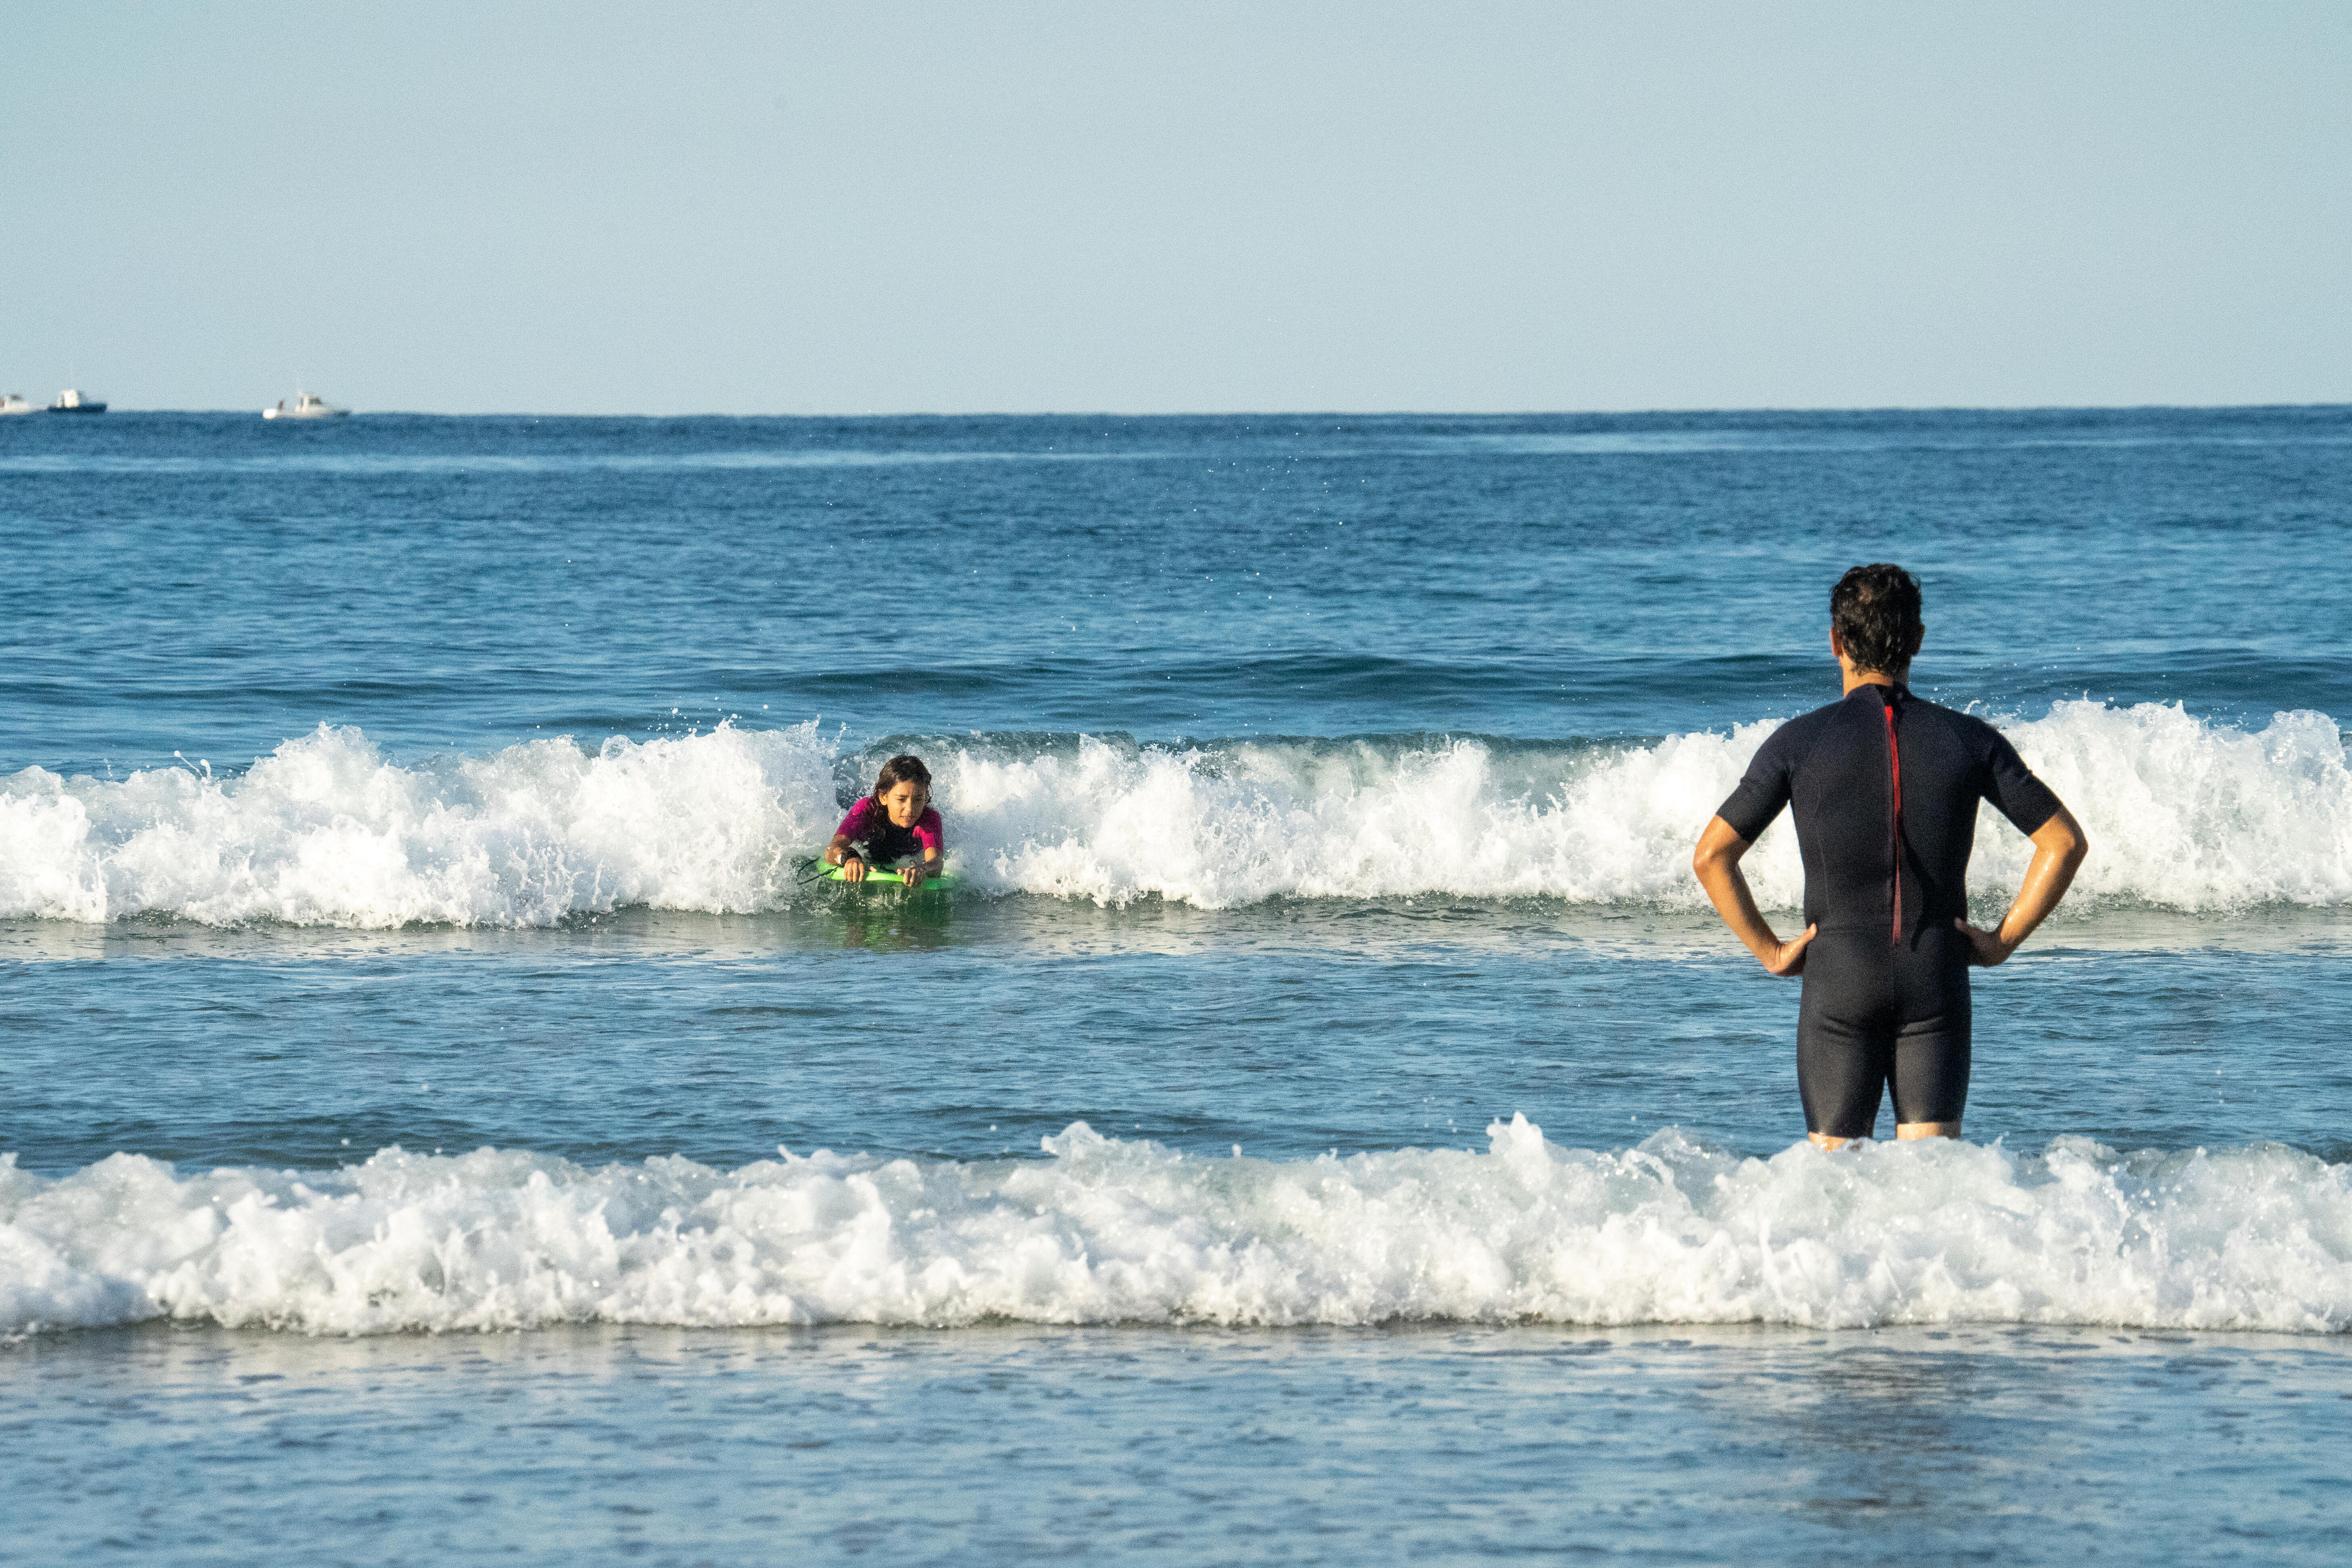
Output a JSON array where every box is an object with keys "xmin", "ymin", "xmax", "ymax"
[
  {"xmin": 5, "ymin": 1119, "xmax": 2347, "ymax": 1335},
  {"xmin": 1, "ymin": 701, "xmax": 2347, "ymax": 926}
]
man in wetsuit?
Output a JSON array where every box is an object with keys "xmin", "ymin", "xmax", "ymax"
[{"xmin": 1690, "ymin": 564, "xmax": 2089, "ymax": 1148}]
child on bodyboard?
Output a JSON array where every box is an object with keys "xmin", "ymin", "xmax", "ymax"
[{"xmin": 824, "ymin": 753, "xmax": 947, "ymax": 887}]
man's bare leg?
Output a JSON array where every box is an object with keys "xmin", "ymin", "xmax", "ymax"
[{"xmin": 1808, "ymin": 1121, "xmax": 1959, "ymax": 1149}]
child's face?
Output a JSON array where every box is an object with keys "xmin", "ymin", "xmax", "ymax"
[{"xmin": 878, "ymin": 780, "xmax": 929, "ymax": 828}]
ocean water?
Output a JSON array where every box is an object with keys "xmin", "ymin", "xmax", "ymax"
[{"xmin": 4, "ymin": 407, "xmax": 2350, "ymax": 1562}]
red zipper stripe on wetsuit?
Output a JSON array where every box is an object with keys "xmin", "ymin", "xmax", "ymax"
[{"xmin": 1883, "ymin": 697, "xmax": 1903, "ymax": 946}]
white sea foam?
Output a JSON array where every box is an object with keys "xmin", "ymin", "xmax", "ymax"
[
  {"xmin": 4, "ymin": 1119, "xmax": 2346, "ymax": 1335},
  {"xmin": 949, "ymin": 701, "xmax": 2352, "ymax": 910},
  {"xmin": 0, "ymin": 723, "xmax": 841, "ymax": 926},
  {"xmin": 1, "ymin": 702, "xmax": 2346, "ymax": 924}
]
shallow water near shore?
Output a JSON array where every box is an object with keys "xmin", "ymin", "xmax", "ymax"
[
  {"xmin": 8, "ymin": 1322, "xmax": 2350, "ymax": 1564},
  {"xmin": 4, "ymin": 408, "xmax": 2351, "ymax": 1560}
]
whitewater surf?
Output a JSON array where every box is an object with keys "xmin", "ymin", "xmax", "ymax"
[{"xmin": 3, "ymin": 701, "xmax": 2346, "ymax": 926}]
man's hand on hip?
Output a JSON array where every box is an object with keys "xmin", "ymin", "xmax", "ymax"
[
  {"xmin": 1762, "ymin": 924, "xmax": 1817, "ymax": 976},
  {"xmin": 1955, "ymin": 918, "xmax": 2013, "ymax": 967}
]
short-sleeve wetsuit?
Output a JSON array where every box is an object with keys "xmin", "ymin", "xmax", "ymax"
[
  {"xmin": 1716, "ymin": 684, "xmax": 2059, "ymax": 1138},
  {"xmin": 836, "ymin": 797, "xmax": 944, "ymax": 868}
]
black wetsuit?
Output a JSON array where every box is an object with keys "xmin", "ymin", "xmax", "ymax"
[
  {"xmin": 847, "ymin": 815, "xmax": 925, "ymax": 867},
  {"xmin": 1716, "ymin": 685, "xmax": 2059, "ymax": 1138}
]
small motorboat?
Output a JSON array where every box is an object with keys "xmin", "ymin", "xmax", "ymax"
[
  {"xmin": 48, "ymin": 389, "xmax": 107, "ymax": 414},
  {"xmin": 0, "ymin": 393, "xmax": 37, "ymax": 416},
  {"xmin": 263, "ymin": 390, "xmax": 349, "ymax": 420}
]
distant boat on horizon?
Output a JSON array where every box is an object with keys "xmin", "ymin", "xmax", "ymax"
[
  {"xmin": 0, "ymin": 393, "xmax": 36, "ymax": 416},
  {"xmin": 48, "ymin": 389, "xmax": 107, "ymax": 414},
  {"xmin": 264, "ymin": 390, "xmax": 349, "ymax": 420}
]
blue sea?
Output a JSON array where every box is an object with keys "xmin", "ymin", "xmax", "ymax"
[{"xmin": 4, "ymin": 408, "xmax": 2350, "ymax": 1563}]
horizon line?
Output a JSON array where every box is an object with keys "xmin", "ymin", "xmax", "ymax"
[{"xmin": 34, "ymin": 399, "xmax": 2352, "ymax": 420}]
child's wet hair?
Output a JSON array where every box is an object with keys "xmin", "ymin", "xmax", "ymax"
[{"xmin": 874, "ymin": 754, "xmax": 931, "ymax": 798}]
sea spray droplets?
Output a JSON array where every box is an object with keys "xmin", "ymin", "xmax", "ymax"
[
  {"xmin": 0, "ymin": 702, "xmax": 2348, "ymax": 924},
  {"xmin": 4, "ymin": 1123, "xmax": 2348, "ymax": 1335}
]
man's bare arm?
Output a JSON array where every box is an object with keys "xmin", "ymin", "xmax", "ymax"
[
  {"xmin": 1692, "ymin": 816, "xmax": 1816, "ymax": 976},
  {"xmin": 1957, "ymin": 805, "xmax": 2088, "ymax": 966}
]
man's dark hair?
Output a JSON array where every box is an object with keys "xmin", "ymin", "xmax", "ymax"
[{"xmin": 1830, "ymin": 564, "xmax": 1923, "ymax": 675}]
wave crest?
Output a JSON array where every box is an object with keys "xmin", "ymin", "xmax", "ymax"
[
  {"xmin": 2, "ymin": 701, "xmax": 2346, "ymax": 925},
  {"xmin": 0, "ymin": 723, "xmax": 838, "ymax": 926},
  {"xmin": 5, "ymin": 1120, "xmax": 2347, "ymax": 1335}
]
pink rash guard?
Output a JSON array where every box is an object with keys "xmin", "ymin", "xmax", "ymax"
[{"xmin": 835, "ymin": 797, "xmax": 943, "ymax": 862}]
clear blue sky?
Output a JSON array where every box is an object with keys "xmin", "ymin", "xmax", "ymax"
[{"xmin": 5, "ymin": 2, "xmax": 2346, "ymax": 413}]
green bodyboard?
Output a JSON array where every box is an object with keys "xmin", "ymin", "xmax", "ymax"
[{"xmin": 821, "ymin": 862, "xmax": 960, "ymax": 891}]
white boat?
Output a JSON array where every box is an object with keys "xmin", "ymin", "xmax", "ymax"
[
  {"xmin": 263, "ymin": 390, "xmax": 349, "ymax": 420},
  {"xmin": 0, "ymin": 393, "xmax": 36, "ymax": 416},
  {"xmin": 48, "ymin": 388, "xmax": 107, "ymax": 414}
]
